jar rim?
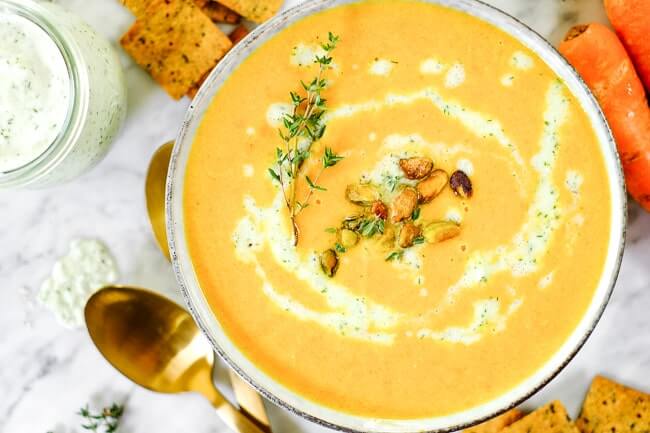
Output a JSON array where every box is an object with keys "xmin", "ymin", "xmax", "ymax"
[{"xmin": 0, "ymin": 0, "xmax": 88, "ymax": 187}]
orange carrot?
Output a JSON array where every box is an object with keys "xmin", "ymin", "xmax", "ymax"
[
  {"xmin": 559, "ymin": 23, "xmax": 650, "ymax": 211},
  {"xmin": 228, "ymin": 25, "xmax": 250, "ymax": 45},
  {"xmin": 604, "ymin": 0, "xmax": 650, "ymax": 93}
]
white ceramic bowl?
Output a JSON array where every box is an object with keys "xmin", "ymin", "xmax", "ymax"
[{"xmin": 167, "ymin": 0, "xmax": 627, "ymax": 431}]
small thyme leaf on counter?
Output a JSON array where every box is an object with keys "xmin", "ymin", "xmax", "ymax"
[
  {"xmin": 334, "ymin": 242, "xmax": 346, "ymax": 253},
  {"xmin": 267, "ymin": 32, "xmax": 341, "ymax": 246},
  {"xmin": 385, "ymin": 250, "xmax": 404, "ymax": 261},
  {"xmin": 78, "ymin": 403, "xmax": 124, "ymax": 433},
  {"xmin": 325, "ymin": 227, "xmax": 337, "ymax": 233}
]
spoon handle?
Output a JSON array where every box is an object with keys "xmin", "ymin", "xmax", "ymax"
[
  {"xmin": 228, "ymin": 370, "xmax": 272, "ymax": 432},
  {"xmin": 213, "ymin": 397, "xmax": 270, "ymax": 433}
]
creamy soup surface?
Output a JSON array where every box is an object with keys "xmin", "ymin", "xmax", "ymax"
[{"xmin": 185, "ymin": 0, "xmax": 611, "ymax": 419}]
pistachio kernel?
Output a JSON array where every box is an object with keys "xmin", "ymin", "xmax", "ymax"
[
  {"xmin": 339, "ymin": 229, "xmax": 359, "ymax": 248},
  {"xmin": 449, "ymin": 170, "xmax": 473, "ymax": 198},
  {"xmin": 422, "ymin": 221, "xmax": 461, "ymax": 243},
  {"xmin": 391, "ymin": 187, "xmax": 419, "ymax": 223},
  {"xmin": 398, "ymin": 222, "xmax": 421, "ymax": 248},
  {"xmin": 399, "ymin": 157, "xmax": 434, "ymax": 180},
  {"xmin": 345, "ymin": 183, "xmax": 380, "ymax": 205},
  {"xmin": 320, "ymin": 249, "xmax": 339, "ymax": 277},
  {"xmin": 417, "ymin": 169, "xmax": 448, "ymax": 203}
]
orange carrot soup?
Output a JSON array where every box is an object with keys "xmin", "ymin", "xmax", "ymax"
[{"xmin": 184, "ymin": 0, "xmax": 612, "ymax": 419}]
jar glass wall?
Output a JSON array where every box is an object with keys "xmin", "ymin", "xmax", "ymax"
[{"xmin": 0, "ymin": 0, "xmax": 127, "ymax": 188}]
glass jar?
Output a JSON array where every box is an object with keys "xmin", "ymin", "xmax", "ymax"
[{"xmin": 0, "ymin": 0, "xmax": 127, "ymax": 188}]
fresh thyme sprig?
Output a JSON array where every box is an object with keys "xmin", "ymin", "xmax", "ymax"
[
  {"xmin": 78, "ymin": 403, "xmax": 124, "ymax": 433},
  {"xmin": 268, "ymin": 32, "xmax": 343, "ymax": 245}
]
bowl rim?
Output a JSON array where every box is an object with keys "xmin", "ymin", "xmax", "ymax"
[{"xmin": 166, "ymin": 0, "xmax": 627, "ymax": 431}]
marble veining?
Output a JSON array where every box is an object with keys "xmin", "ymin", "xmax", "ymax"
[{"xmin": 0, "ymin": 1, "xmax": 648, "ymax": 432}]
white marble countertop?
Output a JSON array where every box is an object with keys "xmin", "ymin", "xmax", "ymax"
[{"xmin": 1, "ymin": 0, "xmax": 649, "ymax": 432}]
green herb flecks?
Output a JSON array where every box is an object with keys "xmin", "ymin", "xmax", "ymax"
[
  {"xmin": 385, "ymin": 250, "xmax": 404, "ymax": 261},
  {"xmin": 359, "ymin": 216, "xmax": 385, "ymax": 238},
  {"xmin": 268, "ymin": 32, "xmax": 343, "ymax": 246},
  {"xmin": 78, "ymin": 403, "xmax": 124, "ymax": 433}
]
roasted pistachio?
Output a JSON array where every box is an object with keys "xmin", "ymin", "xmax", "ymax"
[
  {"xmin": 341, "ymin": 215, "xmax": 364, "ymax": 231},
  {"xmin": 320, "ymin": 249, "xmax": 339, "ymax": 277},
  {"xmin": 417, "ymin": 169, "xmax": 448, "ymax": 203},
  {"xmin": 339, "ymin": 229, "xmax": 359, "ymax": 248},
  {"xmin": 371, "ymin": 200, "xmax": 389, "ymax": 220},
  {"xmin": 422, "ymin": 221, "xmax": 461, "ymax": 243},
  {"xmin": 399, "ymin": 157, "xmax": 434, "ymax": 180},
  {"xmin": 398, "ymin": 222, "xmax": 421, "ymax": 248},
  {"xmin": 391, "ymin": 187, "xmax": 419, "ymax": 223},
  {"xmin": 345, "ymin": 183, "xmax": 380, "ymax": 205},
  {"xmin": 450, "ymin": 170, "xmax": 473, "ymax": 198}
]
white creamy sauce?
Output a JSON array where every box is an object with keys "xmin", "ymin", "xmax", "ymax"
[
  {"xmin": 233, "ymin": 194, "xmax": 400, "ymax": 344},
  {"xmin": 444, "ymin": 82, "xmax": 568, "ymax": 305},
  {"xmin": 457, "ymin": 158, "xmax": 474, "ymax": 175},
  {"xmin": 369, "ymin": 58, "xmax": 395, "ymax": 76},
  {"xmin": 266, "ymin": 102, "xmax": 293, "ymax": 128},
  {"xmin": 445, "ymin": 208, "xmax": 463, "ymax": 223},
  {"xmin": 500, "ymin": 74, "xmax": 515, "ymax": 87},
  {"xmin": 444, "ymin": 63, "xmax": 466, "ymax": 88},
  {"xmin": 416, "ymin": 298, "xmax": 522, "ymax": 344},
  {"xmin": 290, "ymin": 43, "xmax": 327, "ymax": 67},
  {"xmin": 38, "ymin": 239, "xmax": 118, "ymax": 328},
  {"xmin": 327, "ymin": 87, "xmax": 525, "ymax": 169},
  {"xmin": 290, "ymin": 42, "xmax": 340, "ymax": 74},
  {"xmin": 510, "ymin": 51, "xmax": 534, "ymax": 70},
  {"xmin": 420, "ymin": 58, "xmax": 445, "ymax": 75},
  {"xmin": 234, "ymin": 78, "xmax": 572, "ymax": 346},
  {"xmin": 243, "ymin": 164, "xmax": 254, "ymax": 177},
  {"xmin": 538, "ymin": 272, "xmax": 554, "ymax": 289},
  {"xmin": 565, "ymin": 170, "xmax": 583, "ymax": 194},
  {"xmin": 0, "ymin": 13, "xmax": 70, "ymax": 172}
]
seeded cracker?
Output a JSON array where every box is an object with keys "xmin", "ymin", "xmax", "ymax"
[
  {"xmin": 464, "ymin": 409, "xmax": 524, "ymax": 433},
  {"xmin": 500, "ymin": 401, "xmax": 580, "ymax": 433},
  {"xmin": 216, "ymin": 0, "xmax": 283, "ymax": 23},
  {"xmin": 576, "ymin": 376, "xmax": 650, "ymax": 433},
  {"xmin": 120, "ymin": 0, "xmax": 232, "ymax": 99}
]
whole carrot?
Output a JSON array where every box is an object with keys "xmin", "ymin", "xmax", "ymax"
[
  {"xmin": 559, "ymin": 23, "xmax": 650, "ymax": 211},
  {"xmin": 604, "ymin": 0, "xmax": 650, "ymax": 93}
]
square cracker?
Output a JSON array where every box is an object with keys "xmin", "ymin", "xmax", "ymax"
[
  {"xmin": 120, "ymin": 0, "xmax": 150, "ymax": 16},
  {"xmin": 120, "ymin": 0, "xmax": 232, "ymax": 99},
  {"xmin": 216, "ymin": 0, "xmax": 282, "ymax": 23},
  {"xmin": 464, "ymin": 409, "xmax": 525, "ymax": 433},
  {"xmin": 501, "ymin": 401, "xmax": 580, "ymax": 433},
  {"xmin": 577, "ymin": 376, "xmax": 650, "ymax": 433}
]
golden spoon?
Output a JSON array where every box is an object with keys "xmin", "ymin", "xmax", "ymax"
[
  {"xmin": 85, "ymin": 285, "xmax": 269, "ymax": 433},
  {"xmin": 145, "ymin": 141, "xmax": 271, "ymax": 430}
]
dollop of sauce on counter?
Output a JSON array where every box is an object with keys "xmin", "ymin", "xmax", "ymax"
[
  {"xmin": 38, "ymin": 239, "xmax": 118, "ymax": 328},
  {"xmin": 0, "ymin": 13, "xmax": 70, "ymax": 172}
]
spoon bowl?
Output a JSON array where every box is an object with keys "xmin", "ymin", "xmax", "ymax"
[
  {"xmin": 145, "ymin": 141, "xmax": 174, "ymax": 260},
  {"xmin": 85, "ymin": 286, "xmax": 214, "ymax": 395}
]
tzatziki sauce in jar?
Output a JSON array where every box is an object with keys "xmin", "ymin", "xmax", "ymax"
[{"xmin": 0, "ymin": 0, "xmax": 127, "ymax": 188}]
